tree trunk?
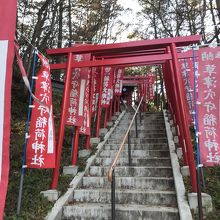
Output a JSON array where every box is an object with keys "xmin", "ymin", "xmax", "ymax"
[
  {"xmin": 216, "ymin": 0, "xmax": 220, "ymax": 20},
  {"xmin": 210, "ymin": 0, "xmax": 220, "ymax": 43},
  {"xmin": 68, "ymin": 0, "xmax": 73, "ymax": 46}
]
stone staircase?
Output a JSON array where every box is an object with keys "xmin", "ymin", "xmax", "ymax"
[{"xmin": 62, "ymin": 112, "xmax": 180, "ymax": 220}]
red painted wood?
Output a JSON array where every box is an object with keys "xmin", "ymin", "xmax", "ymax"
[
  {"xmin": 49, "ymin": 53, "xmax": 172, "ymax": 70},
  {"xmin": 72, "ymin": 126, "xmax": 79, "ymax": 165},
  {"xmin": 170, "ymin": 43, "xmax": 197, "ymax": 192},
  {"xmin": 96, "ymin": 66, "xmax": 104, "ymax": 137},
  {"xmin": 47, "ymin": 35, "xmax": 201, "ymax": 55},
  {"xmin": 51, "ymin": 52, "xmax": 73, "ymax": 189}
]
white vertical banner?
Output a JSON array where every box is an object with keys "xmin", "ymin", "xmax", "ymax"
[{"xmin": 0, "ymin": 41, "xmax": 8, "ymax": 181}]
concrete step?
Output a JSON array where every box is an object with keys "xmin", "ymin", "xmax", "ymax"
[
  {"xmin": 94, "ymin": 157, "xmax": 171, "ymax": 167},
  {"xmin": 141, "ymin": 121, "xmax": 165, "ymax": 128},
  {"xmin": 142, "ymin": 117, "xmax": 165, "ymax": 121},
  {"xmin": 142, "ymin": 112, "xmax": 164, "ymax": 115},
  {"xmin": 114, "ymin": 126, "xmax": 166, "ymax": 131},
  {"xmin": 99, "ymin": 150, "xmax": 170, "ymax": 158},
  {"xmin": 103, "ymin": 143, "xmax": 168, "ymax": 150},
  {"xmin": 112, "ymin": 133, "xmax": 167, "ymax": 138},
  {"xmin": 128, "ymin": 113, "xmax": 163, "ymax": 116},
  {"xmin": 118, "ymin": 116, "xmax": 164, "ymax": 119},
  {"xmin": 112, "ymin": 128, "xmax": 166, "ymax": 134},
  {"xmin": 62, "ymin": 203, "xmax": 179, "ymax": 220},
  {"xmin": 73, "ymin": 189, "xmax": 177, "ymax": 206},
  {"xmin": 142, "ymin": 114, "xmax": 164, "ymax": 117},
  {"xmin": 88, "ymin": 166, "xmax": 173, "ymax": 177},
  {"xmin": 119, "ymin": 122, "xmax": 165, "ymax": 127},
  {"xmin": 82, "ymin": 176, "xmax": 175, "ymax": 190},
  {"xmin": 103, "ymin": 143, "xmax": 169, "ymax": 151},
  {"xmin": 107, "ymin": 138, "xmax": 168, "ymax": 144},
  {"xmin": 125, "ymin": 117, "xmax": 164, "ymax": 121}
]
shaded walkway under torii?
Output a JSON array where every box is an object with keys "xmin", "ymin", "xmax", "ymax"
[
  {"xmin": 122, "ymin": 75, "xmax": 156, "ymax": 111},
  {"xmin": 46, "ymin": 35, "xmax": 201, "ymax": 191}
]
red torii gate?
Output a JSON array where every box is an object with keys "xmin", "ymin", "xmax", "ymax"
[
  {"xmin": 122, "ymin": 76, "xmax": 155, "ymax": 111},
  {"xmin": 46, "ymin": 35, "xmax": 201, "ymax": 192}
]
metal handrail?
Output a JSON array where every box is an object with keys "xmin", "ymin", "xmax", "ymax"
[{"xmin": 108, "ymin": 96, "xmax": 144, "ymax": 182}]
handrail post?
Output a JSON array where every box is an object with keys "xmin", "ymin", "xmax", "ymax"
[
  {"xmin": 111, "ymin": 169, "xmax": 116, "ymax": 220},
  {"xmin": 135, "ymin": 114, "xmax": 138, "ymax": 138},
  {"xmin": 128, "ymin": 131, "xmax": 131, "ymax": 166}
]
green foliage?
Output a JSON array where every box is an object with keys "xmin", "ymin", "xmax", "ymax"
[{"xmin": 124, "ymin": 66, "xmax": 152, "ymax": 76}]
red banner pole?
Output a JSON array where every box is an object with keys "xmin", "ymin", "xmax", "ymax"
[
  {"xmin": 51, "ymin": 52, "xmax": 73, "ymax": 189},
  {"xmin": 109, "ymin": 99, "xmax": 113, "ymax": 120},
  {"xmin": 89, "ymin": 58, "xmax": 95, "ymax": 135},
  {"xmin": 166, "ymin": 59, "xmax": 189, "ymax": 166},
  {"xmin": 170, "ymin": 43, "xmax": 197, "ymax": 192},
  {"xmin": 104, "ymin": 108, "xmax": 108, "ymax": 128},
  {"xmin": 96, "ymin": 66, "xmax": 104, "ymax": 137},
  {"xmin": 86, "ymin": 135, "xmax": 90, "ymax": 149},
  {"xmin": 137, "ymin": 85, "xmax": 140, "ymax": 111},
  {"xmin": 113, "ymin": 96, "xmax": 117, "ymax": 114},
  {"xmin": 85, "ymin": 63, "xmax": 94, "ymax": 149},
  {"xmin": 117, "ymin": 96, "xmax": 120, "ymax": 112},
  {"xmin": 144, "ymin": 83, "xmax": 147, "ymax": 111},
  {"xmin": 163, "ymin": 47, "xmax": 189, "ymax": 167},
  {"xmin": 72, "ymin": 126, "xmax": 79, "ymax": 165}
]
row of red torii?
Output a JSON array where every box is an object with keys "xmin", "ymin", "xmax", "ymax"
[{"xmin": 46, "ymin": 35, "xmax": 201, "ymax": 191}]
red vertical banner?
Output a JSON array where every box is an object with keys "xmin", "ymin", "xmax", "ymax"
[
  {"xmin": 147, "ymin": 74, "xmax": 155, "ymax": 100},
  {"xmin": 0, "ymin": 1, "xmax": 17, "ymax": 218},
  {"xmin": 179, "ymin": 58, "xmax": 194, "ymax": 124},
  {"xmin": 26, "ymin": 54, "xmax": 56, "ymax": 168},
  {"xmin": 66, "ymin": 54, "xmax": 90, "ymax": 126},
  {"xmin": 101, "ymin": 67, "xmax": 114, "ymax": 108},
  {"xmin": 92, "ymin": 68, "xmax": 100, "ymax": 116},
  {"xmin": 79, "ymin": 76, "xmax": 90, "ymax": 135},
  {"xmin": 114, "ymin": 68, "xmax": 124, "ymax": 96},
  {"xmin": 198, "ymin": 47, "xmax": 220, "ymax": 166}
]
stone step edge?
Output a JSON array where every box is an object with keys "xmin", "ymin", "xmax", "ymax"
[
  {"xmin": 104, "ymin": 143, "xmax": 169, "ymax": 145},
  {"xmin": 63, "ymin": 203, "xmax": 179, "ymax": 213},
  {"xmin": 82, "ymin": 176, "xmax": 174, "ymax": 181},
  {"xmin": 100, "ymin": 148, "xmax": 169, "ymax": 153},
  {"xmin": 73, "ymin": 188, "xmax": 176, "ymax": 194},
  {"xmin": 89, "ymin": 165, "xmax": 172, "ymax": 169},
  {"xmin": 95, "ymin": 157, "xmax": 171, "ymax": 160},
  {"xmin": 163, "ymin": 110, "xmax": 193, "ymax": 220}
]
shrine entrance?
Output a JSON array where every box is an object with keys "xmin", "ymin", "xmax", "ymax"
[{"xmin": 46, "ymin": 35, "xmax": 201, "ymax": 193}]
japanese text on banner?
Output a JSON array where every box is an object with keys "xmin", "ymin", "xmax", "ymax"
[
  {"xmin": 146, "ymin": 74, "xmax": 155, "ymax": 100},
  {"xmin": 114, "ymin": 68, "xmax": 124, "ymax": 96},
  {"xmin": 178, "ymin": 56, "xmax": 195, "ymax": 124},
  {"xmin": 66, "ymin": 54, "xmax": 90, "ymax": 126},
  {"xmin": 26, "ymin": 54, "xmax": 56, "ymax": 168},
  {"xmin": 92, "ymin": 68, "xmax": 100, "ymax": 116},
  {"xmin": 198, "ymin": 47, "xmax": 220, "ymax": 166},
  {"xmin": 101, "ymin": 67, "xmax": 114, "ymax": 108},
  {"xmin": 79, "ymin": 76, "xmax": 90, "ymax": 135}
]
